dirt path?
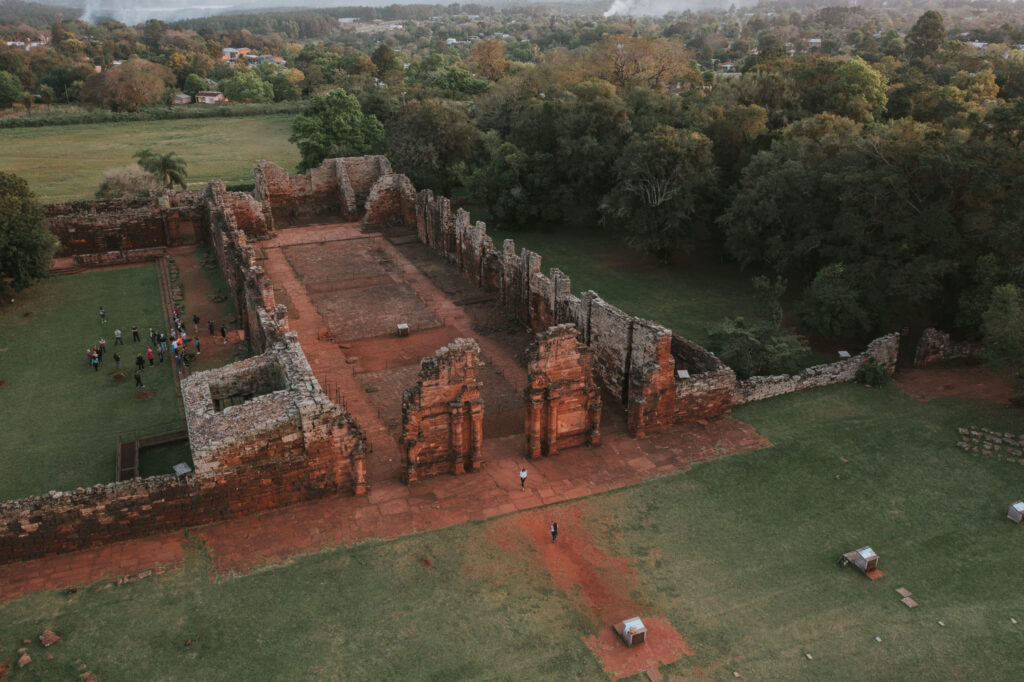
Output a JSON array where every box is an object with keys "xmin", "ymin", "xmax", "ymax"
[
  {"xmin": 0, "ymin": 416, "xmax": 770, "ymax": 603},
  {"xmin": 895, "ymin": 366, "xmax": 1016, "ymax": 404}
]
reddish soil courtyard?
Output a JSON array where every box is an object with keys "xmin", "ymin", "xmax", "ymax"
[{"xmin": 895, "ymin": 366, "xmax": 1016, "ymax": 404}]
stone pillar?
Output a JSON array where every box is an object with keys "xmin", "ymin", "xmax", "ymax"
[
  {"xmin": 469, "ymin": 400, "xmax": 484, "ymax": 471},
  {"xmin": 353, "ymin": 450, "xmax": 367, "ymax": 496},
  {"xmin": 451, "ymin": 401, "xmax": 466, "ymax": 475},
  {"xmin": 545, "ymin": 393, "xmax": 559, "ymax": 456},
  {"xmin": 587, "ymin": 393, "xmax": 602, "ymax": 446},
  {"xmin": 526, "ymin": 395, "xmax": 544, "ymax": 459}
]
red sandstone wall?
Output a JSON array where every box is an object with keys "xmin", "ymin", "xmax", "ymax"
[
  {"xmin": 362, "ymin": 173, "xmax": 417, "ymax": 227},
  {"xmin": 525, "ymin": 325, "xmax": 601, "ymax": 458},
  {"xmin": 401, "ymin": 339, "xmax": 485, "ymax": 483}
]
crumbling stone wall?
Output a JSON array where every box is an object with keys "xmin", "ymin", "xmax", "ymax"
[
  {"xmin": 914, "ymin": 328, "xmax": 980, "ymax": 367},
  {"xmin": 956, "ymin": 426, "xmax": 1024, "ymax": 463},
  {"xmin": 47, "ymin": 191, "xmax": 208, "ymax": 257},
  {"xmin": 0, "ymin": 336, "xmax": 367, "ymax": 563},
  {"xmin": 252, "ymin": 157, "xmax": 393, "ymax": 228},
  {"xmin": 525, "ymin": 325, "xmax": 601, "ymax": 457},
  {"xmin": 401, "ymin": 339, "xmax": 485, "ymax": 483},
  {"xmin": 362, "ymin": 173, "xmax": 417, "ymax": 228},
  {"xmin": 733, "ymin": 334, "xmax": 900, "ymax": 404}
]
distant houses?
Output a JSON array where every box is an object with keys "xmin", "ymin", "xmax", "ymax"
[
  {"xmin": 196, "ymin": 91, "xmax": 225, "ymax": 104},
  {"xmin": 221, "ymin": 47, "xmax": 285, "ymax": 67},
  {"xmin": 172, "ymin": 92, "xmax": 192, "ymax": 105}
]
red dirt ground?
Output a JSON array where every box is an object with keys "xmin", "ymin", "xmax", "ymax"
[
  {"xmin": 486, "ymin": 506, "xmax": 694, "ymax": 680},
  {"xmin": 895, "ymin": 366, "xmax": 1015, "ymax": 404},
  {"xmin": 133, "ymin": 391, "xmax": 151, "ymax": 400}
]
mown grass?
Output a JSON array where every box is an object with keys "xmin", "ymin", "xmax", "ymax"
[
  {"xmin": 2, "ymin": 384, "xmax": 1022, "ymax": 680},
  {"xmin": 0, "ymin": 266, "xmax": 181, "ymax": 500},
  {"xmin": 0, "ymin": 115, "xmax": 299, "ymax": 202}
]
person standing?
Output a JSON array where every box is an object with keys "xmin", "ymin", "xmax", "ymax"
[
  {"xmin": 98, "ymin": 337, "xmax": 106, "ymax": 358},
  {"xmin": 158, "ymin": 346, "xmax": 164, "ymax": 363},
  {"xmin": 182, "ymin": 355, "xmax": 191, "ymax": 376},
  {"xmin": 114, "ymin": 352, "xmax": 121, "ymax": 370},
  {"xmin": 220, "ymin": 325, "xmax": 227, "ymax": 344},
  {"xmin": 131, "ymin": 324, "xmax": 140, "ymax": 342},
  {"xmin": 135, "ymin": 353, "xmax": 145, "ymax": 371},
  {"xmin": 520, "ymin": 467, "xmax": 528, "ymax": 490},
  {"xmin": 99, "ymin": 306, "xmax": 106, "ymax": 323},
  {"xmin": 113, "ymin": 328, "xmax": 123, "ymax": 345},
  {"xmin": 208, "ymin": 320, "xmax": 215, "ymax": 336},
  {"xmin": 91, "ymin": 350, "xmax": 100, "ymax": 371},
  {"xmin": 158, "ymin": 332, "xmax": 167, "ymax": 353},
  {"xmin": 134, "ymin": 368, "xmax": 144, "ymax": 388},
  {"xmin": 550, "ymin": 522, "xmax": 558, "ymax": 544},
  {"xmin": 146, "ymin": 348, "xmax": 155, "ymax": 366},
  {"xmin": 149, "ymin": 327, "xmax": 156, "ymax": 346},
  {"xmin": 194, "ymin": 337, "xmax": 201, "ymax": 356},
  {"xmin": 175, "ymin": 352, "xmax": 183, "ymax": 375},
  {"xmin": 193, "ymin": 313, "xmax": 200, "ymax": 333}
]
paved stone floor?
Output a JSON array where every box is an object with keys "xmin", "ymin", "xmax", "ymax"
[{"xmin": 0, "ymin": 417, "xmax": 770, "ymax": 602}]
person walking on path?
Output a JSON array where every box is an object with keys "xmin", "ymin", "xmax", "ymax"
[
  {"xmin": 220, "ymin": 325, "xmax": 227, "ymax": 344},
  {"xmin": 99, "ymin": 306, "xmax": 106, "ymax": 324},
  {"xmin": 193, "ymin": 313, "xmax": 200, "ymax": 333},
  {"xmin": 114, "ymin": 352, "xmax": 121, "ymax": 370},
  {"xmin": 550, "ymin": 522, "xmax": 558, "ymax": 543},
  {"xmin": 135, "ymin": 353, "xmax": 145, "ymax": 371},
  {"xmin": 146, "ymin": 348, "xmax": 155, "ymax": 366},
  {"xmin": 131, "ymin": 324, "xmax": 140, "ymax": 342},
  {"xmin": 208, "ymin": 320, "xmax": 215, "ymax": 336},
  {"xmin": 134, "ymin": 368, "xmax": 144, "ymax": 388},
  {"xmin": 194, "ymin": 337, "xmax": 201, "ymax": 356},
  {"xmin": 114, "ymin": 328, "xmax": 123, "ymax": 345},
  {"xmin": 520, "ymin": 467, "xmax": 528, "ymax": 490}
]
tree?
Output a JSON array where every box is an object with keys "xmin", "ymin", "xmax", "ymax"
[
  {"xmin": 96, "ymin": 164, "xmax": 160, "ymax": 199},
  {"xmin": 80, "ymin": 58, "xmax": 174, "ymax": 112},
  {"xmin": 385, "ymin": 99, "xmax": 482, "ymax": 195},
  {"xmin": 797, "ymin": 264, "xmax": 873, "ymax": 339},
  {"xmin": 706, "ymin": 316, "xmax": 809, "ymax": 379},
  {"xmin": 289, "ymin": 89, "xmax": 384, "ymax": 172},
  {"xmin": 371, "ymin": 44, "xmax": 399, "ymax": 79},
  {"xmin": 601, "ymin": 125, "xmax": 716, "ymax": 263},
  {"xmin": 222, "ymin": 70, "xmax": 273, "ymax": 103},
  {"xmin": 981, "ymin": 284, "xmax": 1024, "ymax": 384},
  {"xmin": 834, "ymin": 57, "xmax": 888, "ymax": 122},
  {"xmin": 467, "ymin": 39, "xmax": 508, "ymax": 81},
  {"xmin": 595, "ymin": 35, "xmax": 694, "ymax": 91},
  {"xmin": 133, "ymin": 149, "xmax": 188, "ymax": 189},
  {"xmin": 0, "ymin": 172, "xmax": 57, "ymax": 291},
  {"xmin": 906, "ymin": 10, "xmax": 946, "ymax": 60},
  {"xmin": 183, "ymin": 73, "xmax": 206, "ymax": 97},
  {"xmin": 0, "ymin": 71, "xmax": 22, "ymax": 108}
]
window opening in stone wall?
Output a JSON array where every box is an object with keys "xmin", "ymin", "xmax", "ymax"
[{"xmin": 209, "ymin": 361, "xmax": 286, "ymax": 412}]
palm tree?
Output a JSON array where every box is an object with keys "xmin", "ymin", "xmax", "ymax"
[{"xmin": 132, "ymin": 149, "xmax": 189, "ymax": 190}]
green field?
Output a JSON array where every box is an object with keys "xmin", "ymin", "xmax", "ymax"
[
  {"xmin": 2, "ymin": 384, "xmax": 1023, "ymax": 680},
  {"xmin": 484, "ymin": 224, "xmax": 766, "ymax": 347},
  {"xmin": 0, "ymin": 115, "xmax": 300, "ymax": 202},
  {"xmin": 0, "ymin": 266, "xmax": 183, "ymax": 500}
]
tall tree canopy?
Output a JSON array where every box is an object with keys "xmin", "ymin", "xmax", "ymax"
[
  {"xmin": 0, "ymin": 172, "xmax": 56, "ymax": 292},
  {"xmin": 290, "ymin": 89, "xmax": 384, "ymax": 172}
]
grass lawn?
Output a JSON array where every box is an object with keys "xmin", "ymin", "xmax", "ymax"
[
  {"xmin": 0, "ymin": 266, "xmax": 183, "ymax": 501},
  {"xmin": 0, "ymin": 115, "xmax": 299, "ymax": 203},
  {"xmin": 2, "ymin": 385, "xmax": 1022, "ymax": 679}
]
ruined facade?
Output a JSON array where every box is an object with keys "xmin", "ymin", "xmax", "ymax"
[
  {"xmin": 525, "ymin": 324, "xmax": 602, "ymax": 458},
  {"xmin": 401, "ymin": 339, "xmax": 485, "ymax": 483},
  {"xmin": 914, "ymin": 328, "xmax": 980, "ymax": 368}
]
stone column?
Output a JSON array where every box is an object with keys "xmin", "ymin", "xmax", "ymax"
[
  {"xmin": 545, "ymin": 391, "xmax": 559, "ymax": 456},
  {"xmin": 353, "ymin": 450, "xmax": 367, "ymax": 496},
  {"xmin": 587, "ymin": 392, "xmax": 602, "ymax": 446},
  {"xmin": 526, "ymin": 393, "xmax": 544, "ymax": 459},
  {"xmin": 469, "ymin": 400, "xmax": 484, "ymax": 471},
  {"xmin": 450, "ymin": 401, "xmax": 466, "ymax": 475}
]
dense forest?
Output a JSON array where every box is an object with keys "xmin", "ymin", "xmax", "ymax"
[{"xmin": 2, "ymin": 1, "xmax": 1024, "ymax": 375}]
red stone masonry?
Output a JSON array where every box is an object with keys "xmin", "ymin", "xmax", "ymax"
[
  {"xmin": 525, "ymin": 324, "xmax": 602, "ymax": 458},
  {"xmin": 401, "ymin": 339, "xmax": 485, "ymax": 483}
]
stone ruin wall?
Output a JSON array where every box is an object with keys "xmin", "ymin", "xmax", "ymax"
[
  {"xmin": 414, "ymin": 189, "xmax": 904, "ymax": 435},
  {"xmin": 525, "ymin": 324, "xmax": 602, "ymax": 458},
  {"xmin": 46, "ymin": 191, "xmax": 209, "ymax": 260},
  {"xmin": 914, "ymin": 328, "xmax": 981, "ymax": 368},
  {"xmin": 1, "ymin": 162, "xmax": 397, "ymax": 564},
  {"xmin": 401, "ymin": 339, "xmax": 485, "ymax": 483},
  {"xmin": 732, "ymin": 334, "xmax": 900, "ymax": 405}
]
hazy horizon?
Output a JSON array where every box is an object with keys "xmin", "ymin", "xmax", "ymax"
[{"xmin": 27, "ymin": 0, "xmax": 746, "ymax": 25}]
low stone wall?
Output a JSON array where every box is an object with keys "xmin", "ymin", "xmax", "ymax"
[
  {"xmin": 401, "ymin": 339, "xmax": 485, "ymax": 483},
  {"xmin": 914, "ymin": 328, "xmax": 980, "ymax": 367},
  {"xmin": 733, "ymin": 333, "xmax": 900, "ymax": 405},
  {"xmin": 47, "ymin": 191, "xmax": 207, "ymax": 257},
  {"xmin": 72, "ymin": 247, "xmax": 167, "ymax": 266},
  {"xmin": 956, "ymin": 426, "xmax": 1024, "ymax": 464},
  {"xmin": 525, "ymin": 324, "xmax": 601, "ymax": 457}
]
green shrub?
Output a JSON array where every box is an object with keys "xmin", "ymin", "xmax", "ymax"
[
  {"xmin": 855, "ymin": 358, "xmax": 889, "ymax": 386},
  {"xmin": 706, "ymin": 316, "xmax": 810, "ymax": 379}
]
